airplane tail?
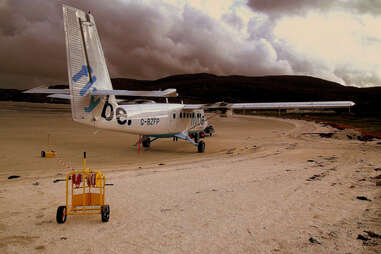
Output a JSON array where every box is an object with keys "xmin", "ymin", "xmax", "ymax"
[{"xmin": 63, "ymin": 5, "xmax": 117, "ymax": 125}]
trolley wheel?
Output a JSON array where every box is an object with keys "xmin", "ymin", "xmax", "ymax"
[
  {"xmin": 41, "ymin": 151, "xmax": 45, "ymax": 157},
  {"xmin": 101, "ymin": 205, "xmax": 110, "ymax": 222},
  {"xmin": 56, "ymin": 206, "xmax": 67, "ymax": 224},
  {"xmin": 197, "ymin": 141, "xmax": 205, "ymax": 153}
]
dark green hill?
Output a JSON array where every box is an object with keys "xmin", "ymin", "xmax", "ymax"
[
  {"xmin": 2, "ymin": 74, "xmax": 381, "ymax": 115},
  {"xmin": 111, "ymin": 74, "xmax": 380, "ymax": 115}
]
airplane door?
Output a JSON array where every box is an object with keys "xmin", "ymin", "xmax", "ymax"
[{"xmin": 169, "ymin": 111, "xmax": 177, "ymax": 132}]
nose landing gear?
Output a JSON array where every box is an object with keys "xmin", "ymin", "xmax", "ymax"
[{"xmin": 142, "ymin": 137, "xmax": 151, "ymax": 148}]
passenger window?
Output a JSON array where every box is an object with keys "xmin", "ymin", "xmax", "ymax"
[
  {"xmin": 173, "ymin": 113, "xmax": 176, "ymax": 119},
  {"xmin": 128, "ymin": 120, "xmax": 132, "ymax": 126},
  {"xmin": 180, "ymin": 112, "xmax": 182, "ymax": 118}
]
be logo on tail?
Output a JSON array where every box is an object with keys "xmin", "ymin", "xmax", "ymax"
[
  {"xmin": 72, "ymin": 65, "xmax": 100, "ymax": 112},
  {"xmin": 101, "ymin": 97, "xmax": 128, "ymax": 126}
]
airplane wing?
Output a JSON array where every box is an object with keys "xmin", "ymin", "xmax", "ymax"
[
  {"xmin": 184, "ymin": 101, "xmax": 355, "ymax": 110},
  {"xmin": 24, "ymin": 88, "xmax": 178, "ymax": 97},
  {"xmin": 46, "ymin": 94, "xmax": 134, "ymax": 104},
  {"xmin": 90, "ymin": 88, "xmax": 178, "ymax": 97},
  {"xmin": 183, "ymin": 104, "xmax": 204, "ymax": 110},
  {"xmin": 228, "ymin": 101, "xmax": 355, "ymax": 109},
  {"xmin": 23, "ymin": 88, "xmax": 70, "ymax": 94},
  {"xmin": 24, "ymin": 86, "xmax": 355, "ymax": 109},
  {"xmin": 48, "ymin": 94, "xmax": 71, "ymax": 99}
]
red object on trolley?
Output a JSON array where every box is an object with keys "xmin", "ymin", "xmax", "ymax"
[
  {"xmin": 87, "ymin": 173, "xmax": 96, "ymax": 186},
  {"xmin": 72, "ymin": 173, "xmax": 82, "ymax": 187}
]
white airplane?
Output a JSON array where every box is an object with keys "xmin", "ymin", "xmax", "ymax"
[{"xmin": 25, "ymin": 5, "xmax": 355, "ymax": 153}]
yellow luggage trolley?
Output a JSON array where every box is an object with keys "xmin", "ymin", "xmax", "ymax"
[{"xmin": 56, "ymin": 153, "xmax": 110, "ymax": 223}]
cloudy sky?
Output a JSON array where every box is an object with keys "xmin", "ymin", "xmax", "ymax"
[{"xmin": 1, "ymin": 0, "xmax": 380, "ymax": 89}]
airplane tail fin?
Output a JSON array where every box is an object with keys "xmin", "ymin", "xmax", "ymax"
[{"xmin": 63, "ymin": 5, "xmax": 117, "ymax": 124}]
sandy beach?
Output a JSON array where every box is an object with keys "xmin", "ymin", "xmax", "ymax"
[{"xmin": 0, "ymin": 102, "xmax": 380, "ymax": 253}]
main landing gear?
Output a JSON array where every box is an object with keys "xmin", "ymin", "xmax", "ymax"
[
  {"xmin": 197, "ymin": 140, "xmax": 205, "ymax": 153},
  {"xmin": 140, "ymin": 133, "xmax": 206, "ymax": 153}
]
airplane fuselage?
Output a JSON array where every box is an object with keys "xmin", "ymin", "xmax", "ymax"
[{"xmin": 77, "ymin": 102, "xmax": 206, "ymax": 137}]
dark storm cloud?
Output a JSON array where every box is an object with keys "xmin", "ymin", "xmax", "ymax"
[
  {"xmin": 247, "ymin": 0, "xmax": 332, "ymax": 17},
  {"xmin": 0, "ymin": 0, "xmax": 380, "ymax": 89},
  {"xmin": 247, "ymin": 0, "xmax": 381, "ymax": 16},
  {"xmin": 341, "ymin": 0, "xmax": 381, "ymax": 15},
  {"xmin": 1, "ymin": 0, "xmax": 176, "ymax": 88},
  {"xmin": 0, "ymin": 0, "xmax": 65, "ymax": 88},
  {"xmin": 0, "ymin": 0, "xmax": 291, "ymax": 89}
]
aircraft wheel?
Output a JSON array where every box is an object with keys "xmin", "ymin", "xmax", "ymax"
[
  {"xmin": 142, "ymin": 137, "xmax": 150, "ymax": 148},
  {"xmin": 56, "ymin": 206, "xmax": 67, "ymax": 224},
  {"xmin": 101, "ymin": 205, "xmax": 110, "ymax": 222},
  {"xmin": 197, "ymin": 141, "xmax": 205, "ymax": 153},
  {"xmin": 194, "ymin": 134, "xmax": 200, "ymax": 143}
]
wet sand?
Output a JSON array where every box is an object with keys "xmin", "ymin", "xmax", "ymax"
[{"xmin": 0, "ymin": 102, "xmax": 380, "ymax": 253}]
